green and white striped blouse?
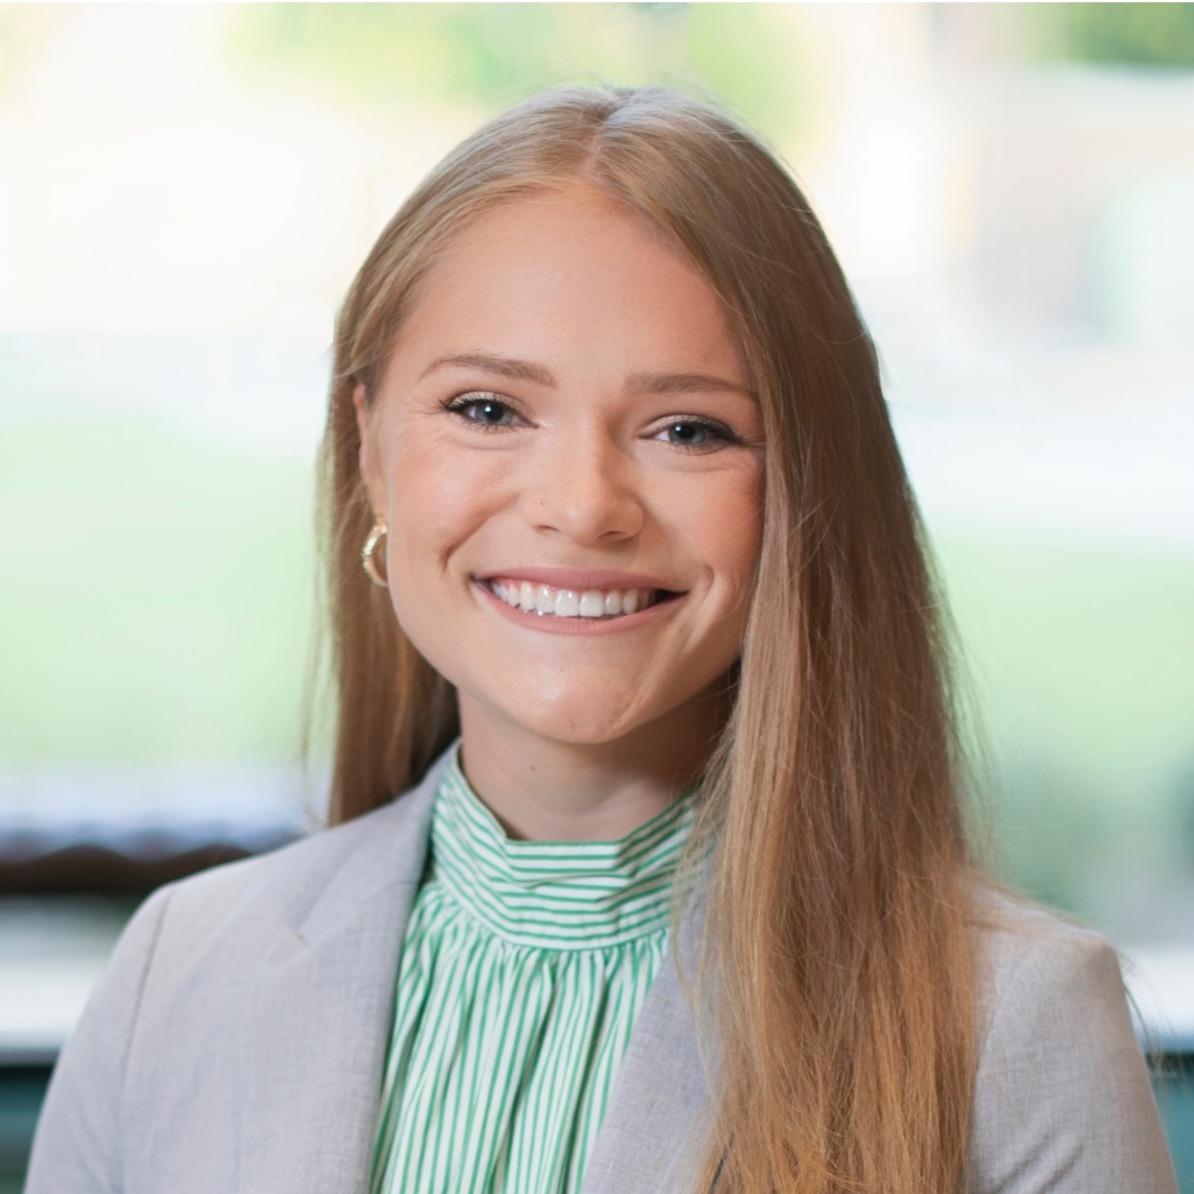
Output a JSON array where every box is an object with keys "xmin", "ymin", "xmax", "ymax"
[{"xmin": 371, "ymin": 753, "xmax": 695, "ymax": 1194}]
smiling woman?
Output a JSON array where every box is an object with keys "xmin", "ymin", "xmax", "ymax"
[{"xmin": 24, "ymin": 86, "xmax": 1177, "ymax": 1194}]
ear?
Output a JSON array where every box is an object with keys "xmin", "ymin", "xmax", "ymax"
[{"xmin": 353, "ymin": 382, "xmax": 384, "ymax": 519}]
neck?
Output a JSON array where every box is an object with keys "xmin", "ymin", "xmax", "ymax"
[{"xmin": 457, "ymin": 690, "xmax": 726, "ymax": 842}]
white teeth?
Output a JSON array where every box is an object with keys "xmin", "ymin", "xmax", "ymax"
[
  {"xmin": 578, "ymin": 591, "xmax": 605, "ymax": 618},
  {"xmin": 488, "ymin": 579, "xmax": 660, "ymax": 619}
]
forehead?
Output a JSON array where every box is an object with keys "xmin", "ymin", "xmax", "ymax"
[{"xmin": 389, "ymin": 183, "xmax": 744, "ymax": 380}]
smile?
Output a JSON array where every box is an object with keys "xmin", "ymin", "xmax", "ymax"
[{"xmin": 486, "ymin": 579, "xmax": 661, "ymax": 619}]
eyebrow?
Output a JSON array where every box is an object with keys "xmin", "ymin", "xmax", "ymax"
[
  {"xmin": 420, "ymin": 353, "xmax": 555, "ymax": 387},
  {"xmin": 420, "ymin": 352, "xmax": 756, "ymax": 400},
  {"xmin": 627, "ymin": 369, "xmax": 757, "ymax": 400}
]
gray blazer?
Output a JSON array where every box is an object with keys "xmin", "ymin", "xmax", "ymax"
[{"xmin": 25, "ymin": 751, "xmax": 1177, "ymax": 1194}]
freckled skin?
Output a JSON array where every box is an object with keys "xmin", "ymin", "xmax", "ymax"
[{"xmin": 355, "ymin": 184, "xmax": 765, "ymax": 840}]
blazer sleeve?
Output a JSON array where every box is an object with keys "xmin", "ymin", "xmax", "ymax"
[
  {"xmin": 23, "ymin": 884, "xmax": 175, "ymax": 1194},
  {"xmin": 970, "ymin": 918, "xmax": 1177, "ymax": 1194}
]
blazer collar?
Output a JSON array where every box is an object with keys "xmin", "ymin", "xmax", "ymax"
[
  {"xmin": 295, "ymin": 753, "xmax": 446, "ymax": 943},
  {"xmin": 236, "ymin": 746, "xmax": 713, "ymax": 1194}
]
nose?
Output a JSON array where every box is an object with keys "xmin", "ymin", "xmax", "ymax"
[{"xmin": 524, "ymin": 431, "xmax": 645, "ymax": 544}]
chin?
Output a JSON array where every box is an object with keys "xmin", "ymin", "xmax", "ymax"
[
  {"xmin": 476, "ymin": 688, "xmax": 657, "ymax": 748},
  {"xmin": 518, "ymin": 690, "xmax": 719, "ymax": 751},
  {"xmin": 523, "ymin": 712, "xmax": 649, "ymax": 749}
]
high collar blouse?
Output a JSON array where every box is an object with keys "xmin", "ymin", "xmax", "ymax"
[{"xmin": 371, "ymin": 753, "xmax": 696, "ymax": 1194}]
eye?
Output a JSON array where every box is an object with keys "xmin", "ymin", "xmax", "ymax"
[
  {"xmin": 650, "ymin": 417, "xmax": 738, "ymax": 452},
  {"xmin": 442, "ymin": 393, "xmax": 524, "ymax": 429}
]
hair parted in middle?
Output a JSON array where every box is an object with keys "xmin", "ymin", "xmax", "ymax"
[{"xmin": 320, "ymin": 85, "xmax": 979, "ymax": 1194}]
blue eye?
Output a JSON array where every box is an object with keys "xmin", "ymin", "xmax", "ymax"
[
  {"xmin": 445, "ymin": 394, "xmax": 519, "ymax": 427},
  {"xmin": 654, "ymin": 419, "xmax": 736, "ymax": 451}
]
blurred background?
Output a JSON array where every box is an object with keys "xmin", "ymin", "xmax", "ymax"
[{"xmin": 1, "ymin": 3, "xmax": 1192, "ymax": 1185}]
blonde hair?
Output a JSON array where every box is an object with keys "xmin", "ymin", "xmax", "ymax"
[{"xmin": 319, "ymin": 86, "xmax": 978, "ymax": 1193}]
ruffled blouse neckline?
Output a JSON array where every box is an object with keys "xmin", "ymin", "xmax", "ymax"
[{"xmin": 430, "ymin": 754, "xmax": 695, "ymax": 951}]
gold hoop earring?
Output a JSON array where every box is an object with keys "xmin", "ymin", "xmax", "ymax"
[{"xmin": 362, "ymin": 520, "xmax": 389, "ymax": 588}]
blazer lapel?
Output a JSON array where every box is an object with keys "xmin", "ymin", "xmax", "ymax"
[
  {"xmin": 236, "ymin": 758, "xmax": 446, "ymax": 1194},
  {"xmin": 580, "ymin": 892, "xmax": 717, "ymax": 1194},
  {"xmin": 232, "ymin": 749, "xmax": 716, "ymax": 1194}
]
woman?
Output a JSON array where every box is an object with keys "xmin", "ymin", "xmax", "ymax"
[{"xmin": 26, "ymin": 86, "xmax": 1175, "ymax": 1194}]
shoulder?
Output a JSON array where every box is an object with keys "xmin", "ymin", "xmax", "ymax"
[
  {"xmin": 967, "ymin": 886, "xmax": 1176, "ymax": 1194},
  {"xmin": 112, "ymin": 757, "xmax": 445, "ymax": 1033},
  {"xmin": 85, "ymin": 761, "xmax": 440, "ymax": 1033},
  {"xmin": 74, "ymin": 757, "xmax": 446, "ymax": 1059},
  {"xmin": 142, "ymin": 776, "xmax": 436, "ymax": 942},
  {"xmin": 23, "ymin": 761, "xmax": 446, "ymax": 1194},
  {"xmin": 972, "ymin": 887, "xmax": 1124, "ymax": 1034},
  {"xmin": 136, "ymin": 744, "xmax": 455, "ymax": 947}
]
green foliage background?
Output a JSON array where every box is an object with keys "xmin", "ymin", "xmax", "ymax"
[
  {"xmin": 1031, "ymin": 3, "xmax": 1194, "ymax": 69},
  {"xmin": 229, "ymin": 4, "xmax": 813, "ymax": 147},
  {"xmin": 2, "ymin": 2, "xmax": 1192, "ymax": 928}
]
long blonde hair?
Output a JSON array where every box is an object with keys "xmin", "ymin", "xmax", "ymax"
[{"xmin": 319, "ymin": 86, "xmax": 978, "ymax": 1193}]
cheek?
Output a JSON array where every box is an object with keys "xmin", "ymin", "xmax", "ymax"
[
  {"xmin": 683, "ymin": 470, "xmax": 764, "ymax": 598},
  {"xmin": 381, "ymin": 440, "xmax": 506, "ymax": 592}
]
